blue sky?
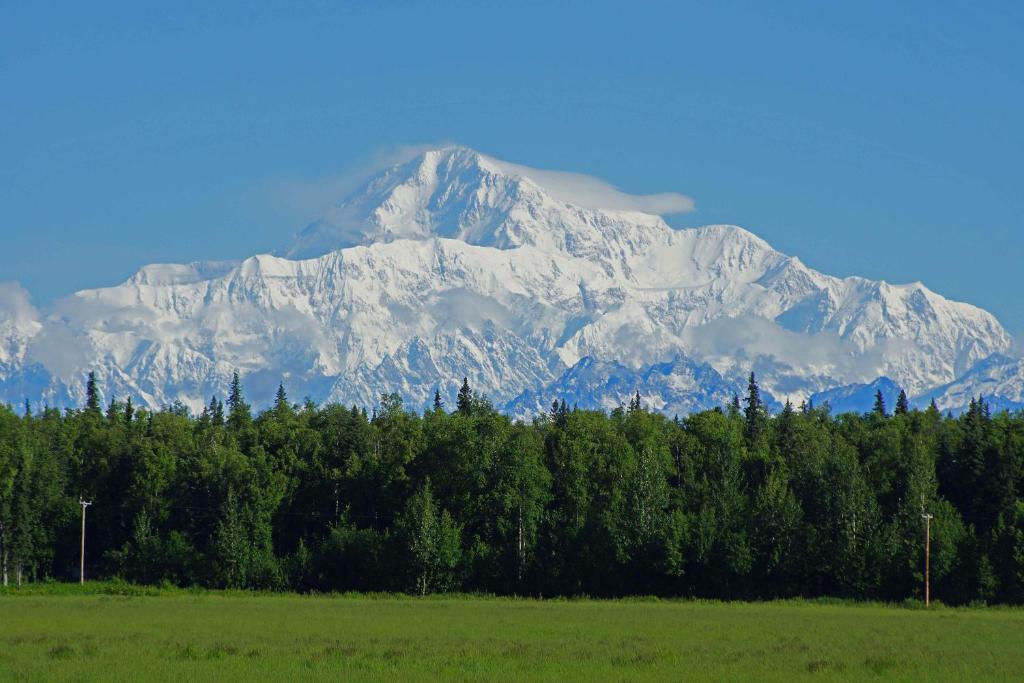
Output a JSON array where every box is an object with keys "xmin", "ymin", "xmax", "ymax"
[{"xmin": 2, "ymin": 1, "xmax": 1022, "ymax": 329}]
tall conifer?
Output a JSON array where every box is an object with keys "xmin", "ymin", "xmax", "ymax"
[
  {"xmin": 84, "ymin": 371, "xmax": 101, "ymax": 413},
  {"xmin": 227, "ymin": 371, "xmax": 251, "ymax": 428},
  {"xmin": 744, "ymin": 372, "xmax": 764, "ymax": 442},
  {"xmin": 456, "ymin": 378, "xmax": 473, "ymax": 416},
  {"xmin": 894, "ymin": 389, "xmax": 909, "ymax": 415},
  {"xmin": 872, "ymin": 389, "xmax": 887, "ymax": 416}
]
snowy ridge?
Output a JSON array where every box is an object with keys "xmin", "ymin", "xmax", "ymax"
[
  {"xmin": 916, "ymin": 354, "xmax": 1024, "ymax": 414},
  {"xmin": 507, "ymin": 354, "xmax": 765, "ymax": 418},
  {"xmin": 0, "ymin": 146, "xmax": 1016, "ymax": 415}
]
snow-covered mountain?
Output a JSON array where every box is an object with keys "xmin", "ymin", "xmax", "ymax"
[
  {"xmin": 0, "ymin": 146, "xmax": 1017, "ymax": 416},
  {"xmin": 916, "ymin": 354, "xmax": 1024, "ymax": 414},
  {"xmin": 506, "ymin": 354, "xmax": 766, "ymax": 418}
]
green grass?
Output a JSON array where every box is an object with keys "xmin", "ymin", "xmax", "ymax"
[{"xmin": 0, "ymin": 585, "xmax": 1022, "ymax": 681}]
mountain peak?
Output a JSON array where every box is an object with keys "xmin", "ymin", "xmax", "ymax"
[
  {"xmin": 279, "ymin": 145, "xmax": 700, "ymax": 262},
  {"xmin": 280, "ymin": 145, "xmax": 532, "ymax": 259}
]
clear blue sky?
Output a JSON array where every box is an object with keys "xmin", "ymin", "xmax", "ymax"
[{"xmin": 3, "ymin": 1, "xmax": 1022, "ymax": 330}]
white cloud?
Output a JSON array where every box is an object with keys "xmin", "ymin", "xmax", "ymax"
[
  {"xmin": 483, "ymin": 156, "xmax": 695, "ymax": 215},
  {"xmin": 1011, "ymin": 330, "xmax": 1024, "ymax": 359},
  {"xmin": 0, "ymin": 281, "xmax": 40, "ymax": 325},
  {"xmin": 680, "ymin": 315, "xmax": 915, "ymax": 383}
]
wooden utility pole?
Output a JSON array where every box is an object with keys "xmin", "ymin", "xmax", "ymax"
[
  {"xmin": 79, "ymin": 499, "xmax": 92, "ymax": 584},
  {"xmin": 922, "ymin": 511, "xmax": 934, "ymax": 607}
]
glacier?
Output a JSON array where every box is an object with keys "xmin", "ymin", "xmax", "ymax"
[{"xmin": 0, "ymin": 145, "xmax": 1017, "ymax": 416}]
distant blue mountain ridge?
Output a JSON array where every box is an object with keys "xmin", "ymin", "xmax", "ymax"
[{"xmin": 808, "ymin": 377, "xmax": 903, "ymax": 415}]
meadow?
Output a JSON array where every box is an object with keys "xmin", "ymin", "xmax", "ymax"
[{"xmin": 1, "ymin": 585, "xmax": 1022, "ymax": 681}]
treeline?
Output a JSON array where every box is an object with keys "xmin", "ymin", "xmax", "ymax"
[{"xmin": 0, "ymin": 372, "xmax": 1022, "ymax": 604}]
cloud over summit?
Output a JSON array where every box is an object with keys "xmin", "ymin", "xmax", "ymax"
[{"xmin": 482, "ymin": 155, "xmax": 695, "ymax": 215}]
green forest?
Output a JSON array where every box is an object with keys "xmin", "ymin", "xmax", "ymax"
[{"xmin": 1, "ymin": 372, "xmax": 1021, "ymax": 605}]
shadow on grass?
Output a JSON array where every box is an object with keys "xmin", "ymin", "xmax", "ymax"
[
  {"xmin": 806, "ymin": 659, "xmax": 846, "ymax": 673},
  {"xmin": 47, "ymin": 644, "xmax": 75, "ymax": 660}
]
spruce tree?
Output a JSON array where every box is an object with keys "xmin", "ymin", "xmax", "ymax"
[
  {"xmin": 124, "ymin": 396, "xmax": 134, "ymax": 424},
  {"xmin": 456, "ymin": 378, "xmax": 472, "ymax": 416},
  {"xmin": 895, "ymin": 389, "xmax": 909, "ymax": 415},
  {"xmin": 207, "ymin": 396, "xmax": 225, "ymax": 427},
  {"xmin": 228, "ymin": 372, "xmax": 243, "ymax": 411},
  {"xmin": 433, "ymin": 389, "xmax": 444, "ymax": 412},
  {"xmin": 872, "ymin": 389, "xmax": 887, "ymax": 417},
  {"xmin": 84, "ymin": 371, "xmax": 101, "ymax": 413},
  {"xmin": 728, "ymin": 393, "xmax": 741, "ymax": 417},
  {"xmin": 744, "ymin": 372, "xmax": 764, "ymax": 442},
  {"xmin": 274, "ymin": 382, "xmax": 288, "ymax": 412},
  {"xmin": 227, "ymin": 371, "xmax": 251, "ymax": 429},
  {"xmin": 105, "ymin": 395, "xmax": 120, "ymax": 423},
  {"xmin": 777, "ymin": 399, "xmax": 796, "ymax": 453}
]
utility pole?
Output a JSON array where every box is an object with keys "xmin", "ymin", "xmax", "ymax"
[
  {"xmin": 921, "ymin": 511, "xmax": 934, "ymax": 607},
  {"xmin": 79, "ymin": 499, "xmax": 92, "ymax": 584}
]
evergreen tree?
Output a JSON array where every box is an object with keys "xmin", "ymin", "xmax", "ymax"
[
  {"xmin": 274, "ymin": 382, "xmax": 288, "ymax": 412},
  {"xmin": 210, "ymin": 397, "xmax": 224, "ymax": 427},
  {"xmin": 105, "ymin": 395, "xmax": 120, "ymax": 423},
  {"xmin": 456, "ymin": 378, "xmax": 473, "ymax": 416},
  {"xmin": 728, "ymin": 393, "xmax": 741, "ymax": 417},
  {"xmin": 84, "ymin": 372, "xmax": 101, "ymax": 413},
  {"xmin": 744, "ymin": 372, "xmax": 765, "ymax": 443},
  {"xmin": 433, "ymin": 389, "xmax": 444, "ymax": 412},
  {"xmin": 227, "ymin": 372, "xmax": 251, "ymax": 430},
  {"xmin": 872, "ymin": 389, "xmax": 887, "ymax": 417},
  {"xmin": 895, "ymin": 389, "xmax": 909, "ymax": 415},
  {"xmin": 123, "ymin": 396, "xmax": 134, "ymax": 424},
  {"xmin": 227, "ymin": 372, "xmax": 243, "ymax": 412}
]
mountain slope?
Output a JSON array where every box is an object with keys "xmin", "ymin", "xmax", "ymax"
[
  {"xmin": 506, "ymin": 354, "xmax": 768, "ymax": 418},
  {"xmin": 0, "ymin": 146, "xmax": 1014, "ymax": 414},
  {"xmin": 809, "ymin": 377, "xmax": 904, "ymax": 415},
  {"xmin": 916, "ymin": 354, "xmax": 1024, "ymax": 414}
]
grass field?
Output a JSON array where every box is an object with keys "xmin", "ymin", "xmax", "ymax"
[{"xmin": 1, "ymin": 586, "xmax": 1022, "ymax": 681}]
